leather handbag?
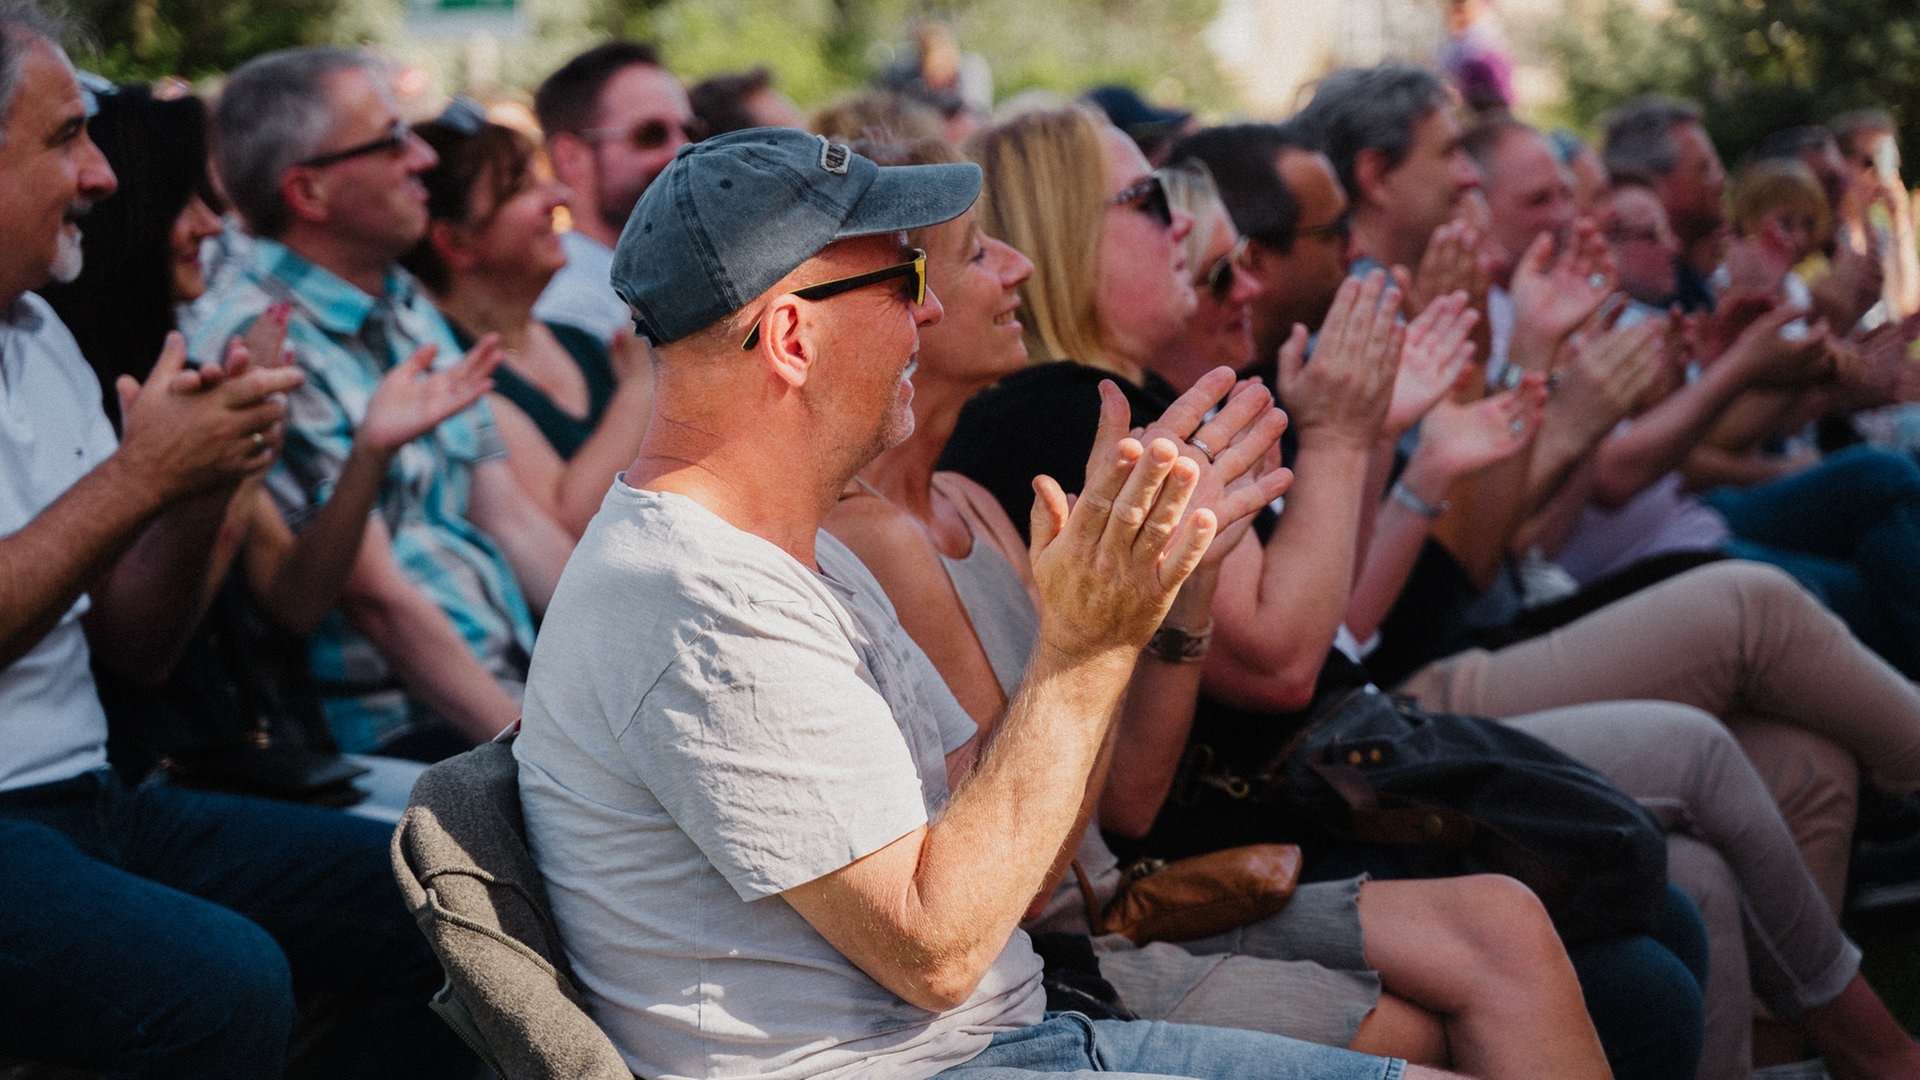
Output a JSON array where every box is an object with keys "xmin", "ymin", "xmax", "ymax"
[{"xmin": 1076, "ymin": 843, "xmax": 1303, "ymax": 945}]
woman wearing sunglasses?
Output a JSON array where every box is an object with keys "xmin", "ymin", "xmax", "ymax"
[
  {"xmin": 405, "ymin": 103, "xmax": 653, "ymax": 537},
  {"xmin": 941, "ymin": 107, "xmax": 1920, "ymax": 1080}
]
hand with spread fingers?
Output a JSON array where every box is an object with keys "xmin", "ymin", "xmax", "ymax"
[
  {"xmin": 358, "ymin": 335, "xmax": 504, "ymax": 455},
  {"xmin": 1136, "ymin": 367, "xmax": 1295, "ymax": 564},
  {"xmin": 1408, "ymin": 217, "xmax": 1489, "ymax": 317},
  {"xmin": 1277, "ymin": 270, "xmax": 1405, "ymax": 451},
  {"xmin": 1550, "ymin": 316, "xmax": 1667, "ymax": 442},
  {"xmin": 1420, "ymin": 376, "xmax": 1548, "ymax": 481},
  {"xmin": 1385, "ymin": 290, "xmax": 1481, "ymax": 439},
  {"xmin": 113, "ymin": 331, "xmax": 306, "ymax": 501},
  {"xmin": 1029, "ymin": 381, "xmax": 1216, "ymax": 660},
  {"xmin": 1510, "ymin": 223, "xmax": 1618, "ymax": 366}
]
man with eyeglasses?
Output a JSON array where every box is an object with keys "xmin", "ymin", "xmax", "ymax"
[
  {"xmin": 0, "ymin": 17, "xmax": 471, "ymax": 1077},
  {"xmin": 187, "ymin": 47, "xmax": 575, "ymax": 759},
  {"xmin": 1168, "ymin": 124, "xmax": 1359, "ymax": 369},
  {"xmin": 534, "ymin": 41, "xmax": 705, "ymax": 342},
  {"xmin": 514, "ymin": 126, "xmax": 1433, "ymax": 1080}
]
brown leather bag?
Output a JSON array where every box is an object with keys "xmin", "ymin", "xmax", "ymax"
[{"xmin": 1078, "ymin": 843, "xmax": 1303, "ymax": 945}]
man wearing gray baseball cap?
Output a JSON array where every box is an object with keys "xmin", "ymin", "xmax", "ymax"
[{"xmin": 513, "ymin": 127, "xmax": 1425, "ymax": 1080}]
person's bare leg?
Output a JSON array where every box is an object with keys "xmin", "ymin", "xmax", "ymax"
[
  {"xmin": 1346, "ymin": 990, "xmax": 1448, "ymax": 1066},
  {"xmin": 1355, "ymin": 876, "xmax": 1610, "ymax": 1080},
  {"xmin": 1797, "ymin": 972, "xmax": 1920, "ymax": 1080}
]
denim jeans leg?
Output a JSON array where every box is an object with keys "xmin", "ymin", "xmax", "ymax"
[
  {"xmin": 114, "ymin": 779, "xmax": 474, "ymax": 1080},
  {"xmin": 0, "ymin": 808, "xmax": 294, "ymax": 1078},
  {"xmin": 938, "ymin": 1012, "xmax": 1403, "ymax": 1078}
]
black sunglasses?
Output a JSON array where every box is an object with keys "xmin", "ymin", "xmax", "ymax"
[
  {"xmin": 1108, "ymin": 173, "xmax": 1174, "ymax": 230},
  {"xmin": 297, "ymin": 119, "xmax": 413, "ymax": 169},
  {"xmin": 1201, "ymin": 237, "xmax": 1251, "ymax": 302},
  {"xmin": 741, "ymin": 248, "xmax": 928, "ymax": 350},
  {"xmin": 579, "ymin": 116, "xmax": 709, "ymax": 153}
]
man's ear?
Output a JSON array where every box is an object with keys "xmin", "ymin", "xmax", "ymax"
[
  {"xmin": 1353, "ymin": 147, "xmax": 1391, "ymax": 209},
  {"xmin": 756, "ymin": 293, "xmax": 814, "ymax": 389},
  {"xmin": 280, "ymin": 167, "xmax": 330, "ymax": 227},
  {"xmin": 548, "ymin": 133, "xmax": 594, "ymax": 197}
]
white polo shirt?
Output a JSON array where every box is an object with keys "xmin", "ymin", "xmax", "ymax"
[{"xmin": 0, "ymin": 293, "xmax": 117, "ymax": 791}]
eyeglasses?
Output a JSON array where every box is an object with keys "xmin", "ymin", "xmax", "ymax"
[
  {"xmin": 1290, "ymin": 208, "xmax": 1352, "ymax": 244},
  {"xmin": 1200, "ymin": 237, "xmax": 1251, "ymax": 302},
  {"xmin": 741, "ymin": 248, "xmax": 928, "ymax": 349},
  {"xmin": 578, "ymin": 116, "xmax": 709, "ymax": 153},
  {"xmin": 1108, "ymin": 174, "xmax": 1174, "ymax": 229},
  {"xmin": 297, "ymin": 120, "xmax": 413, "ymax": 169}
]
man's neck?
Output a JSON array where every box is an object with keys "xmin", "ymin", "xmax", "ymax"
[
  {"xmin": 1351, "ymin": 208, "xmax": 1423, "ymax": 274},
  {"xmin": 280, "ymin": 230, "xmax": 393, "ymax": 297},
  {"xmin": 628, "ymin": 416, "xmax": 852, "ymax": 571}
]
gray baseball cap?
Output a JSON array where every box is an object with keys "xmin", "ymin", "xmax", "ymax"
[{"xmin": 611, "ymin": 128, "xmax": 982, "ymax": 345}]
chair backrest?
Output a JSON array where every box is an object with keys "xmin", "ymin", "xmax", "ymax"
[{"xmin": 391, "ymin": 738, "xmax": 635, "ymax": 1080}]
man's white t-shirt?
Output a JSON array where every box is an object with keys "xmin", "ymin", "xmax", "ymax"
[{"xmin": 515, "ymin": 484, "xmax": 1044, "ymax": 1080}]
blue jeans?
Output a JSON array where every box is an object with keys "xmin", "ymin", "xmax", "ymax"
[
  {"xmin": 1704, "ymin": 445, "xmax": 1920, "ymax": 676},
  {"xmin": 936, "ymin": 1012, "xmax": 1404, "ymax": 1078},
  {"xmin": 0, "ymin": 768, "xmax": 470, "ymax": 1079},
  {"xmin": 1567, "ymin": 885, "xmax": 1708, "ymax": 1080}
]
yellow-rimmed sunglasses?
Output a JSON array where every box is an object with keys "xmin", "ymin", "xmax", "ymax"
[{"xmin": 741, "ymin": 248, "xmax": 927, "ymax": 349}]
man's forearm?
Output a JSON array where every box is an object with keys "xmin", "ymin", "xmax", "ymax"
[
  {"xmin": 0, "ymin": 455, "xmax": 173, "ymax": 672},
  {"xmin": 1591, "ymin": 362, "xmax": 1751, "ymax": 507},
  {"xmin": 342, "ymin": 572, "xmax": 522, "ymax": 744},
  {"xmin": 85, "ymin": 481, "xmax": 236, "ymax": 681}
]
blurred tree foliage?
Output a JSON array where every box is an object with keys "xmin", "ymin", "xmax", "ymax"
[
  {"xmin": 1550, "ymin": 0, "xmax": 1920, "ymax": 164},
  {"xmin": 71, "ymin": 0, "xmax": 1227, "ymax": 117},
  {"xmin": 70, "ymin": 0, "xmax": 353, "ymax": 79}
]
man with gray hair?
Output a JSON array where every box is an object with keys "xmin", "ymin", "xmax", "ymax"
[
  {"xmin": 189, "ymin": 46, "xmax": 575, "ymax": 758},
  {"xmin": 1602, "ymin": 95, "xmax": 1726, "ymax": 311},
  {"xmin": 1292, "ymin": 61, "xmax": 1482, "ymax": 275},
  {"xmin": 0, "ymin": 9, "xmax": 467, "ymax": 1075},
  {"xmin": 514, "ymin": 126, "xmax": 1443, "ymax": 1080}
]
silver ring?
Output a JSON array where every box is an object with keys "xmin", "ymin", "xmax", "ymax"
[
  {"xmin": 251, "ymin": 431, "xmax": 266, "ymax": 449},
  {"xmin": 1588, "ymin": 272, "xmax": 1606, "ymax": 289},
  {"xmin": 1509, "ymin": 418, "xmax": 1527, "ymax": 437},
  {"xmin": 1186, "ymin": 436, "xmax": 1217, "ymax": 464}
]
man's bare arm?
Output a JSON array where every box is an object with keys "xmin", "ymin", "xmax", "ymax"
[{"xmin": 784, "ymin": 386, "xmax": 1212, "ymax": 1011}]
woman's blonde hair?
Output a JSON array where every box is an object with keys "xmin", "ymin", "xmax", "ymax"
[
  {"xmin": 965, "ymin": 105, "xmax": 1113, "ymax": 369},
  {"xmin": 1160, "ymin": 159, "xmax": 1227, "ymax": 289},
  {"xmin": 1729, "ymin": 158, "xmax": 1831, "ymax": 249}
]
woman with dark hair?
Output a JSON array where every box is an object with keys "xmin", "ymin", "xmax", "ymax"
[
  {"xmin": 39, "ymin": 83, "xmax": 500, "ymax": 781},
  {"xmin": 406, "ymin": 100, "xmax": 652, "ymax": 537}
]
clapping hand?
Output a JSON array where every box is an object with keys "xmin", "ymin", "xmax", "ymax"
[
  {"xmin": 358, "ymin": 334, "xmax": 504, "ymax": 455},
  {"xmin": 1385, "ymin": 290, "xmax": 1480, "ymax": 439}
]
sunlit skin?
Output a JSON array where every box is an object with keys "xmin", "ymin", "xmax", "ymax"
[
  {"xmin": 1093, "ymin": 124, "xmax": 1196, "ymax": 382},
  {"xmin": 0, "ymin": 41, "xmax": 116, "ymax": 300}
]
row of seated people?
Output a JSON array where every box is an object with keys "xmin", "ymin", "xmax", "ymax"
[{"xmin": 7, "ymin": 5, "xmax": 1920, "ymax": 1075}]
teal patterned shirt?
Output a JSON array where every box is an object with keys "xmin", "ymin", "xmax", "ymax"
[{"xmin": 186, "ymin": 238, "xmax": 536, "ymax": 752}]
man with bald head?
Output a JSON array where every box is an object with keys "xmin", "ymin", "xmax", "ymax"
[{"xmin": 513, "ymin": 127, "xmax": 1437, "ymax": 1080}]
